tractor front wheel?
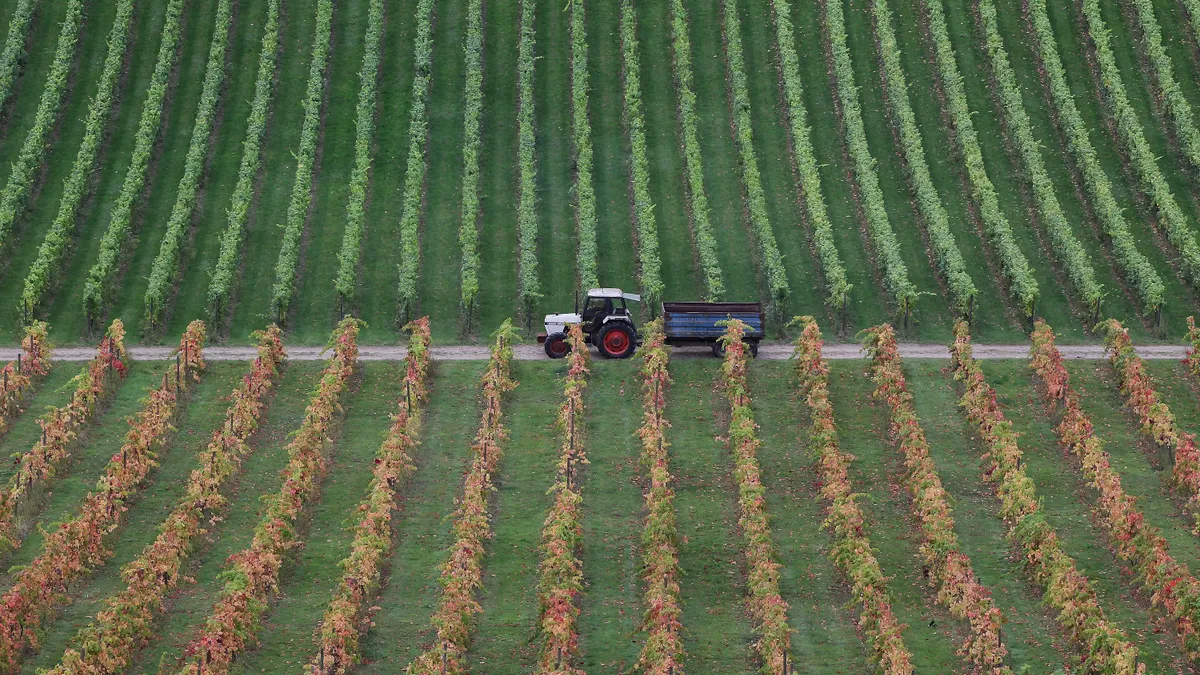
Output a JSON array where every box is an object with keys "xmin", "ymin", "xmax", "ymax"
[
  {"xmin": 597, "ymin": 323, "xmax": 636, "ymax": 359},
  {"xmin": 544, "ymin": 332, "xmax": 570, "ymax": 359}
]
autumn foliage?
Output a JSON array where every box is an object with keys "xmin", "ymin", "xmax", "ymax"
[
  {"xmin": 1033, "ymin": 320, "xmax": 1200, "ymax": 661},
  {"xmin": 950, "ymin": 321, "xmax": 1143, "ymax": 674},
  {"xmin": 173, "ymin": 318, "xmax": 359, "ymax": 675},
  {"xmin": 0, "ymin": 319, "xmax": 127, "ymax": 553},
  {"xmin": 0, "ymin": 320, "xmax": 206, "ymax": 673},
  {"xmin": 717, "ymin": 319, "xmax": 795, "ymax": 673},
  {"xmin": 307, "ymin": 318, "xmax": 431, "ymax": 675},
  {"xmin": 0, "ymin": 320, "xmax": 52, "ymax": 438},
  {"xmin": 44, "ymin": 325, "xmax": 284, "ymax": 675},
  {"xmin": 862, "ymin": 324, "xmax": 1011, "ymax": 674},
  {"xmin": 1103, "ymin": 318, "xmax": 1200, "ymax": 529},
  {"xmin": 793, "ymin": 317, "xmax": 913, "ymax": 675},
  {"xmin": 533, "ymin": 324, "xmax": 589, "ymax": 674},
  {"xmin": 634, "ymin": 320, "xmax": 684, "ymax": 675},
  {"xmin": 406, "ymin": 320, "xmax": 518, "ymax": 675}
]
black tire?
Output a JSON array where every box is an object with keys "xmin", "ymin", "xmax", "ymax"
[
  {"xmin": 748, "ymin": 340, "xmax": 759, "ymax": 358},
  {"xmin": 597, "ymin": 323, "xmax": 637, "ymax": 359},
  {"xmin": 711, "ymin": 341, "xmax": 726, "ymax": 359},
  {"xmin": 544, "ymin": 332, "xmax": 570, "ymax": 359}
]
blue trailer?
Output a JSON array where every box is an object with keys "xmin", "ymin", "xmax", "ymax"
[{"xmin": 662, "ymin": 301, "xmax": 765, "ymax": 357}]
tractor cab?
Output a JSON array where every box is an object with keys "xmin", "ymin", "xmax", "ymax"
[{"xmin": 540, "ymin": 288, "xmax": 641, "ymax": 359}]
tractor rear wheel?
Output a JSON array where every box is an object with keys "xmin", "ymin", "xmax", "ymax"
[
  {"xmin": 597, "ymin": 323, "xmax": 636, "ymax": 359},
  {"xmin": 544, "ymin": 332, "xmax": 570, "ymax": 358}
]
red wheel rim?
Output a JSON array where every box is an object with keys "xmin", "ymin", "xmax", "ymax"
[
  {"xmin": 603, "ymin": 330, "xmax": 628, "ymax": 353},
  {"xmin": 549, "ymin": 339, "xmax": 568, "ymax": 356}
]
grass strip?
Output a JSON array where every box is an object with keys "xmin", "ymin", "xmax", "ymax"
[
  {"xmin": 618, "ymin": 0, "xmax": 664, "ymax": 308},
  {"xmin": 666, "ymin": 0, "xmax": 723, "ymax": 301},
  {"xmin": 863, "ymin": 325, "xmax": 1013, "ymax": 671},
  {"xmin": 393, "ymin": 0, "xmax": 436, "ymax": 324},
  {"xmin": 308, "ymin": 318, "xmax": 430, "ymax": 673},
  {"xmin": 531, "ymin": 326, "xmax": 589, "ymax": 672},
  {"xmin": 824, "ymin": 0, "xmax": 919, "ymax": 320},
  {"xmin": 43, "ymin": 326, "xmax": 284, "ymax": 675},
  {"xmin": 1075, "ymin": 0, "xmax": 1200, "ymax": 289},
  {"xmin": 204, "ymin": 0, "xmax": 282, "ymax": 324},
  {"xmin": 919, "ymin": 0, "xmax": 1038, "ymax": 315},
  {"xmin": 949, "ymin": 321, "xmax": 1141, "ymax": 673},
  {"xmin": 0, "ymin": 320, "xmax": 125, "ymax": 555},
  {"xmin": 80, "ymin": 0, "xmax": 186, "ymax": 326},
  {"xmin": 270, "ymin": 0, "xmax": 335, "ymax": 322},
  {"xmin": 1032, "ymin": 320, "xmax": 1200, "ymax": 661},
  {"xmin": 141, "ymin": 0, "xmax": 233, "ymax": 328},
  {"xmin": 765, "ymin": 0, "xmax": 849, "ymax": 314},
  {"xmin": 721, "ymin": 0, "xmax": 789, "ymax": 312},
  {"xmin": 404, "ymin": 321, "xmax": 518, "ymax": 674},
  {"xmin": 0, "ymin": 0, "xmax": 84, "ymax": 256},
  {"xmin": 867, "ymin": 0, "xmax": 978, "ymax": 318},
  {"xmin": 458, "ymin": 0, "xmax": 485, "ymax": 318},
  {"xmin": 332, "ymin": 0, "xmax": 384, "ymax": 313},
  {"xmin": 20, "ymin": 0, "xmax": 134, "ymax": 315},
  {"xmin": 1021, "ymin": 0, "xmax": 1164, "ymax": 317},
  {"xmin": 170, "ymin": 319, "xmax": 359, "ymax": 675},
  {"xmin": 0, "ymin": 322, "xmax": 207, "ymax": 672},
  {"xmin": 0, "ymin": 321, "xmax": 51, "ymax": 440},
  {"xmin": 1103, "ymin": 318, "xmax": 1200, "ymax": 527},
  {"xmin": 793, "ymin": 318, "xmax": 913, "ymax": 673},
  {"xmin": 1127, "ymin": 0, "xmax": 1200, "ymax": 173},
  {"xmin": 0, "ymin": 0, "xmax": 38, "ymax": 116},
  {"xmin": 571, "ymin": 0, "xmax": 599, "ymax": 294}
]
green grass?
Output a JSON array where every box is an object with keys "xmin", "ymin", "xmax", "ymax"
[
  {"xmin": 634, "ymin": 0, "xmax": 701, "ymax": 303},
  {"xmin": 0, "ymin": 364, "xmax": 85, "ymax": 485},
  {"xmin": 0, "ymin": 362, "xmax": 164, "ymax": 582},
  {"xmin": 159, "ymin": 0, "xmax": 270, "ymax": 338},
  {"xmin": 467, "ymin": 361, "xmax": 564, "ymax": 671},
  {"xmin": 474, "ymin": 0, "xmax": 521, "ymax": 339},
  {"xmin": 981, "ymin": 360, "xmax": 1187, "ymax": 671},
  {"xmin": 227, "ymin": 0, "xmax": 320, "ymax": 342},
  {"xmin": 414, "ymin": 0, "xmax": 468, "ymax": 339},
  {"xmin": 0, "ymin": 0, "xmax": 120, "ymax": 332},
  {"xmin": 0, "ymin": 0, "xmax": 67, "ymax": 183},
  {"xmin": 355, "ymin": 361, "xmax": 482, "ymax": 672},
  {"xmin": 289, "ymin": 0, "xmax": 369, "ymax": 344},
  {"xmin": 17, "ymin": 362, "xmax": 247, "ymax": 672}
]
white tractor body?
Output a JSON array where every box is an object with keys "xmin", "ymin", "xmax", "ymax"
[{"xmin": 543, "ymin": 312, "xmax": 581, "ymax": 336}]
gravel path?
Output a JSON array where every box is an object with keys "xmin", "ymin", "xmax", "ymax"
[{"xmin": 0, "ymin": 342, "xmax": 1187, "ymax": 361}]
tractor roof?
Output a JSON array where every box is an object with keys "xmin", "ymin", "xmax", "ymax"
[{"xmin": 588, "ymin": 288, "xmax": 642, "ymax": 301}]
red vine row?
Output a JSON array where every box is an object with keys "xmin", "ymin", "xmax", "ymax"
[
  {"xmin": 950, "ymin": 321, "xmax": 1143, "ymax": 674},
  {"xmin": 405, "ymin": 319, "xmax": 518, "ymax": 675},
  {"xmin": 45, "ymin": 325, "xmax": 284, "ymax": 675},
  {"xmin": 533, "ymin": 324, "xmax": 589, "ymax": 674},
  {"xmin": 719, "ymin": 319, "xmax": 795, "ymax": 673},
  {"xmin": 634, "ymin": 320, "xmax": 684, "ymax": 675},
  {"xmin": 793, "ymin": 317, "xmax": 913, "ymax": 674},
  {"xmin": 0, "ymin": 320, "xmax": 206, "ymax": 673},
  {"xmin": 1033, "ymin": 320, "xmax": 1200, "ymax": 661},
  {"xmin": 863, "ymin": 324, "xmax": 1010, "ymax": 673},
  {"xmin": 1105, "ymin": 318, "xmax": 1200, "ymax": 529},
  {"xmin": 308, "ymin": 318, "xmax": 432, "ymax": 675},
  {"xmin": 0, "ymin": 320, "xmax": 52, "ymax": 438},
  {"xmin": 174, "ymin": 318, "xmax": 360, "ymax": 675},
  {"xmin": 0, "ymin": 319, "xmax": 127, "ymax": 553}
]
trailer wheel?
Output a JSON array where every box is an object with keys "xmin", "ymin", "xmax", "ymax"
[
  {"xmin": 544, "ymin": 332, "xmax": 570, "ymax": 359},
  {"xmin": 748, "ymin": 340, "xmax": 759, "ymax": 358},
  {"xmin": 597, "ymin": 323, "xmax": 636, "ymax": 359},
  {"xmin": 711, "ymin": 341, "xmax": 726, "ymax": 359}
]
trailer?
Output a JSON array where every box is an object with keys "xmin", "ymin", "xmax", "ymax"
[{"xmin": 539, "ymin": 288, "xmax": 764, "ymax": 359}]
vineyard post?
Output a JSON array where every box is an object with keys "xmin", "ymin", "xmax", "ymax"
[
  {"xmin": 441, "ymin": 643, "xmax": 448, "ymax": 674},
  {"xmin": 3, "ymin": 369, "xmax": 6, "ymax": 394},
  {"xmin": 176, "ymin": 353, "xmax": 181, "ymax": 391},
  {"xmin": 17, "ymin": 352, "xmax": 21, "ymax": 374}
]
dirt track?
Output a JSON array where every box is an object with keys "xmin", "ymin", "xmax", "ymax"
[{"xmin": 0, "ymin": 342, "xmax": 1187, "ymax": 361}]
